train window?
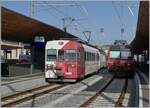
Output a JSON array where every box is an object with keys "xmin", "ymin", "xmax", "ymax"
[
  {"xmin": 84, "ymin": 52, "xmax": 86, "ymax": 61},
  {"xmin": 90, "ymin": 52, "xmax": 92, "ymax": 61},
  {"xmin": 86, "ymin": 52, "xmax": 88, "ymax": 61},
  {"xmin": 88, "ymin": 52, "xmax": 90, "ymax": 61},
  {"xmin": 81, "ymin": 51, "xmax": 84, "ymax": 61},
  {"xmin": 90, "ymin": 53, "xmax": 92, "ymax": 61},
  {"xmin": 90, "ymin": 52, "xmax": 91, "ymax": 61},
  {"xmin": 97, "ymin": 53, "xmax": 99, "ymax": 61},
  {"xmin": 91, "ymin": 53, "xmax": 92, "ymax": 61},
  {"xmin": 121, "ymin": 51, "xmax": 131, "ymax": 59},
  {"xmin": 93, "ymin": 53, "xmax": 95, "ymax": 61},
  {"xmin": 66, "ymin": 50, "xmax": 76, "ymax": 61},
  {"xmin": 94, "ymin": 53, "xmax": 96, "ymax": 61},
  {"xmin": 110, "ymin": 51, "xmax": 120, "ymax": 59},
  {"xmin": 92, "ymin": 53, "xmax": 94, "ymax": 61},
  {"xmin": 47, "ymin": 49, "xmax": 57, "ymax": 61},
  {"xmin": 58, "ymin": 50, "xmax": 64, "ymax": 61}
]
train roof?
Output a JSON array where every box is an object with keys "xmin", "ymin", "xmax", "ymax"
[
  {"xmin": 50, "ymin": 38, "xmax": 100, "ymax": 50},
  {"xmin": 110, "ymin": 45, "xmax": 131, "ymax": 51}
]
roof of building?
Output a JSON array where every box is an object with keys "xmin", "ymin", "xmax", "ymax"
[
  {"xmin": 2, "ymin": 7, "xmax": 78, "ymax": 44},
  {"xmin": 130, "ymin": 1, "xmax": 149, "ymax": 54}
]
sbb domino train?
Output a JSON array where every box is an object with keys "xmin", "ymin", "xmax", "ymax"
[
  {"xmin": 45, "ymin": 39, "xmax": 106, "ymax": 82},
  {"xmin": 107, "ymin": 45, "xmax": 134, "ymax": 77}
]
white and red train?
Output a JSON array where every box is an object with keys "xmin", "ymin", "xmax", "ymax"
[{"xmin": 45, "ymin": 39, "xmax": 106, "ymax": 82}]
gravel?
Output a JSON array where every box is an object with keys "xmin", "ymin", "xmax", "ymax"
[{"xmin": 16, "ymin": 69, "xmax": 108, "ymax": 107}]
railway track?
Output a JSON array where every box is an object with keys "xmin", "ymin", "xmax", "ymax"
[
  {"xmin": 2, "ymin": 83, "xmax": 67, "ymax": 107},
  {"xmin": 80, "ymin": 77, "xmax": 128, "ymax": 107},
  {"xmin": 80, "ymin": 76, "xmax": 115, "ymax": 107},
  {"xmin": 115, "ymin": 78, "xmax": 128, "ymax": 107}
]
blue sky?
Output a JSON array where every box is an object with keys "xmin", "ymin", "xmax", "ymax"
[{"xmin": 2, "ymin": 1, "xmax": 139, "ymax": 46}]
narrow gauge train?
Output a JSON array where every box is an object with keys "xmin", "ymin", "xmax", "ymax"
[
  {"xmin": 107, "ymin": 45, "xmax": 134, "ymax": 77},
  {"xmin": 45, "ymin": 39, "xmax": 106, "ymax": 82}
]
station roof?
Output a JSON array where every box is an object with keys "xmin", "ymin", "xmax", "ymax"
[
  {"xmin": 2, "ymin": 7, "xmax": 77, "ymax": 44},
  {"xmin": 130, "ymin": 1, "xmax": 149, "ymax": 54},
  {"xmin": 2, "ymin": 1, "xmax": 149, "ymax": 54}
]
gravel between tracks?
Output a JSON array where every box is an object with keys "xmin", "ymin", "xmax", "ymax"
[{"xmin": 16, "ymin": 69, "xmax": 108, "ymax": 107}]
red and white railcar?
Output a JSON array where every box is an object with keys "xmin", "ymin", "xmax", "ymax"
[
  {"xmin": 107, "ymin": 45, "xmax": 134, "ymax": 77},
  {"xmin": 45, "ymin": 39, "xmax": 100, "ymax": 82}
]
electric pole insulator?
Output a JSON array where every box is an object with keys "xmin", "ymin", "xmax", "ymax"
[
  {"xmin": 100, "ymin": 28, "xmax": 104, "ymax": 33},
  {"xmin": 121, "ymin": 28, "xmax": 124, "ymax": 33}
]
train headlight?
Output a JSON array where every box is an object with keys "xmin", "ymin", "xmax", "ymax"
[
  {"xmin": 47, "ymin": 64, "xmax": 53, "ymax": 69},
  {"xmin": 127, "ymin": 63, "xmax": 131, "ymax": 66},
  {"xmin": 71, "ymin": 64, "xmax": 76, "ymax": 68}
]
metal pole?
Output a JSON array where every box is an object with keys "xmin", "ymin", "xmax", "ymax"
[
  {"xmin": 30, "ymin": 46, "xmax": 34, "ymax": 75},
  {"xmin": 30, "ymin": 1, "xmax": 34, "ymax": 17}
]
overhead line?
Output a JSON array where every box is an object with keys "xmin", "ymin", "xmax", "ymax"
[
  {"xmin": 42, "ymin": 1, "xmax": 68, "ymax": 17},
  {"xmin": 112, "ymin": 2, "xmax": 123, "ymax": 28}
]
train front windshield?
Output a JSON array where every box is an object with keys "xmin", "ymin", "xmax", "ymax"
[
  {"xmin": 47, "ymin": 49, "xmax": 76, "ymax": 62},
  {"xmin": 66, "ymin": 50, "xmax": 76, "ymax": 61},
  {"xmin": 109, "ymin": 50, "xmax": 132, "ymax": 60},
  {"xmin": 47, "ymin": 49, "xmax": 57, "ymax": 61},
  {"xmin": 121, "ymin": 50, "xmax": 132, "ymax": 59},
  {"xmin": 58, "ymin": 50, "xmax": 64, "ymax": 61},
  {"xmin": 110, "ymin": 51, "xmax": 120, "ymax": 59}
]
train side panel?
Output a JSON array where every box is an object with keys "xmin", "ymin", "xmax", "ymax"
[{"xmin": 82, "ymin": 44, "xmax": 100, "ymax": 75}]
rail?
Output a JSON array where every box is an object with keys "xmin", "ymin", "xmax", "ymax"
[
  {"xmin": 115, "ymin": 78, "xmax": 128, "ymax": 107},
  {"xmin": 80, "ymin": 76, "xmax": 115, "ymax": 107},
  {"xmin": 2, "ymin": 84, "xmax": 67, "ymax": 107}
]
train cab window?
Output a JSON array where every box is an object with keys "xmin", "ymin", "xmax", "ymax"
[
  {"xmin": 47, "ymin": 49, "xmax": 57, "ymax": 61},
  {"xmin": 58, "ymin": 50, "xmax": 64, "ymax": 61},
  {"xmin": 110, "ymin": 51, "xmax": 120, "ymax": 59},
  {"xmin": 121, "ymin": 51, "xmax": 132, "ymax": 59},
  {"xmin": 66, "ymin": 50, "xmax": 76, "ymax": 61}
]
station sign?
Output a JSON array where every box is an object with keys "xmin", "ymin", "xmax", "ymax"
[{"xmin": 32, "ymin": 36, "xmax": 46, "ymax": 47}]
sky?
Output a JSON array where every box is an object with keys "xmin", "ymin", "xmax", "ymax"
[{"xmin": 2, "ymin": 1, "xmax": 139, "ymax": 46}]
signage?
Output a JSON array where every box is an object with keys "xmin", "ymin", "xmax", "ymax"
[{"xmin": 33, "ymin": 36, "xmax": 45, "ymax": 47}]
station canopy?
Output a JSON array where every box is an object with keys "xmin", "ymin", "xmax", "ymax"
[
  {"xmin": 2, "ymin": 1, "xmax": 149, "ymax": 54},
  {"xmin": 2, "ymin": 7, "xmax": 77, "ymax": 45},
  {"xmin": 130, "ymin": 1, "xmax": 149, "ymax": 54}
]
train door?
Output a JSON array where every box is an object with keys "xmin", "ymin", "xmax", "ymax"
[
  {"xmin": 77, "ymin": 49, "xmax": 85, "ymax": 78},
  {"xmin": 56, "ymin": 49, "xmax": 66, "ymax": 77},
  {"xmin": 65, "ymin": 49, "xmax": 77, "ymax": 79},
  {"xmin": 99, "ymin": 52, "xmax": 103, "ymax": 68}
]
